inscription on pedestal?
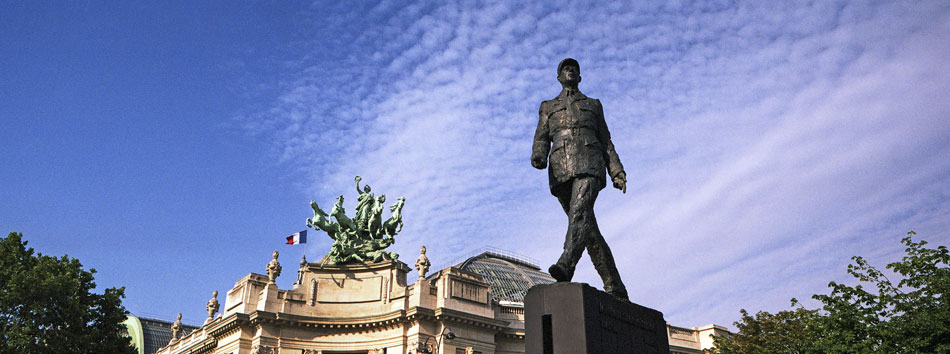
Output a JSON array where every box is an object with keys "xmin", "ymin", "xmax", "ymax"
[{"xmin": 525, "ymin": 283, "xmax": 670, "ymax": 354}]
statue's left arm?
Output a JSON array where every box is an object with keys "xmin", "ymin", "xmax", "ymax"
[{"xmin": 595, "ymin": 99, "xmax": 626, "ymax": 193}]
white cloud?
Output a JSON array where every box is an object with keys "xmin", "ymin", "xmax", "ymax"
[{"xmin": 244, "ymin": 0, "xmax": 950, "ymax": 328}]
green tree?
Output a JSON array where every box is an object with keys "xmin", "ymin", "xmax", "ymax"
[
  {"xmin": 709, "ymin": 232, "xmax": 950, "ymax": 354},
  {"xmin": 710, "ymin": 300, "xmax": 821, "ymax": 354},
  {"xmin": 0, "ymin": 232, "xmax": 136, "ymax": 354}
]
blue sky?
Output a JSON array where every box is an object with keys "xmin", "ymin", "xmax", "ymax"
[{"xmin": 2, "ymin": 1, "xmax": 948, "ymax": 329}]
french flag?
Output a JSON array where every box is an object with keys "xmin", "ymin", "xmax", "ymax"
[{"xmin": 286, "ymin": 230, "xmax": 307, "ymax": 245}]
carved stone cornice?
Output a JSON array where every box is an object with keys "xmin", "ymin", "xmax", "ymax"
[
  {"xmin": 183, "ymin": 337, "xmax": 218, "ymax": 354},
  {"xmin": 405, "ymin": 306, "xmax": 436, "ymax": 323},
  {"xmin": 208, "ymin": 312, "xmax": 248, "ymax": 338},
  {"xmin": 309, "ymin": 259, "xmax": 410, "ymax": 273},
  {"xmin": 161, "ymin": 330, "xmax": 217, "ymax": 354},
  {"xmin": 434, "ymin": 308, "xmax": 510, "ymax": 332},
  {"xmin": 246, "ymin": 309, "xmax": 409, "ymax": 331}
]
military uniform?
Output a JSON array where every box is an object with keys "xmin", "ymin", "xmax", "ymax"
[
  {"xmin": 531, "ymin": 61, "xmax": 628, "ymax": 299},
  {"xmin": 532, "ymin": 90, "xmax": 624, "ymax": 195}
]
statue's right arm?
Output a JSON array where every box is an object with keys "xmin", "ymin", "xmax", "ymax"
[{"xmin": 531, "ymin": 103, "xmax": 551, "ymax": 169}]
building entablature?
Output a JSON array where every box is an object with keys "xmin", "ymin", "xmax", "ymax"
[
  {"xmin": 251, "ymin": 309, "xmax": 407, "ymax": 330},
  {"xmin": 433, "ymin": 307, "xmax": 510, "ymax": 332},
  {"xmin": 148, "ymin": 248, "xmax": 730, "ymax": 354},
  {"xmin": 156, "ymin": 255, "xmax": 524, "ymax": 354}
]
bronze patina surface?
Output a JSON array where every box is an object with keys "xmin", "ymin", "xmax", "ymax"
[
  {"xmin": 531, "ymin": 58, "xmax": 629, "ymax": 301},
  {"xmin": 307, "ymin": 176, "xmax": 405, "ymax": 264}
]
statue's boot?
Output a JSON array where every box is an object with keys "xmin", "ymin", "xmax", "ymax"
[
  {"xmin": 548, "ymin": 263, "xmax": 574, "ymax": 282},
  {"xmin": 604, "ymin": 282, "xmax": 629, "ymax": 302}
]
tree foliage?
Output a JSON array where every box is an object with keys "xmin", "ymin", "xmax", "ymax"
[
  {"xmin": 709, "ymin": 232, "xmax": 950, "ymax": 354},
  {"xmin": 0, "ymin": 232, "xmax": 136, "ymax": 354},
  {"xmin": 710, "ymin": 300, "xmax": 821, "ymax": 354}
]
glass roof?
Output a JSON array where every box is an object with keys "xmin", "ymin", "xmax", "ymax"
[{"xmin": 454, "ymin": 250, "xmax": 554, "ymax": 303}]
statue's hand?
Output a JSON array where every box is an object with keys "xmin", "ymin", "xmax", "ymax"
[
  {"xmin": 612, "ymin": 172, "xmax": 627, "ymax": 194},
  {"xmin": 531, "ymin": 155, "xmax": 547, "ymax": 169}
]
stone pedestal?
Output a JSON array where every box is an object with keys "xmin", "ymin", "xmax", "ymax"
[{"xmin": 525, "ymin": 283, "xmax": 670, "ymax": 354}]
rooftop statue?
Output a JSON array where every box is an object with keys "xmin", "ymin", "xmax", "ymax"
[
  {"xmin": 307, "ymin": 176, "xmax": 405, "ymax": 264},
  {"xmin": 205, "ymin": 290, "xmax": 219, "ymax": 323},
  {"xmin": 169, "ymin": 313, "xmax": 182, "ymax": 344},
  {"xmin": 266, "ymin": 251, "xmax": 281, "ymax": 283},
  {"xmin": 415, "ymin": 245, "xmax": 431, "ymax": 279}
]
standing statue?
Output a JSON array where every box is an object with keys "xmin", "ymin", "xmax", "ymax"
[
  {"xmin": 354, "ymin": 176, "xmax": 375, "ymax": 238},
  {"xmin": 205, "ymin": 291, "xmax": 219, "ymax": 322},
  {"xmin": 169, "ymin": 313, "xmax": 182, "ymax": 343},
  {"xmin": 266, "ymin": 251, "xmax": 282, "ymax": 283},
  {"xmin": 531, "ymin": 58, "xmax": 629, "ymax": 301},
  {"xmin": 415, "ymin": 245, "xmax": 431, "ymax": 279}
]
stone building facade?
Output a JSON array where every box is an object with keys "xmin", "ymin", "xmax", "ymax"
[{"xmin": 153, "ymin": 249, "xmax": 727, "ymax": 354}]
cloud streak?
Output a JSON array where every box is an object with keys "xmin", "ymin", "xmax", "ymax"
[{"xmin": 242, "ymin": 0, "xmax": 950, "ymax": 328}]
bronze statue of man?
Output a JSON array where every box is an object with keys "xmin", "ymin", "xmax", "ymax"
[{"xmin": 531, "ymin": 58, "xmax": 629, "ymax": 300}]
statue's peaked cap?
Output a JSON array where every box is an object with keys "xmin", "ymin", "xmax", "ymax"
[{"xmin": 558, "ymin": 58, "xmax": 580, "ymax": 74}]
